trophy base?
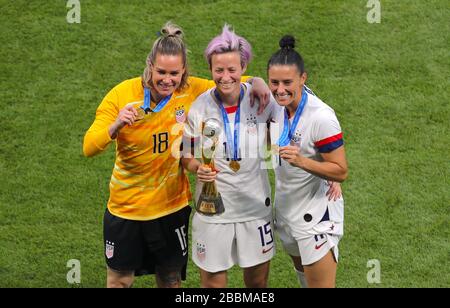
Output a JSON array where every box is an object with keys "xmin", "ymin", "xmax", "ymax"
[{"xmin": 196, "ymin": 193, "xmax": 225, "ymax": 216}]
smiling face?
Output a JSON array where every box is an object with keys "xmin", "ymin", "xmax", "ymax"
[
  {"xmin": 268, "ymin": 64, "xmax": 307, "ymax": 107},
  {"xmin": 150, "ymin": 53, "xmax": 185, "ymax": 99},
  {"xmin": 210, "ymin": 51, "xmax": 246, "ymax": 102}
]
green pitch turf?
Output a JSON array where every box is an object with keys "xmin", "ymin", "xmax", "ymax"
[{"xmin": 0, "ymin": 0, "xmax": 448, "ymax": 287}]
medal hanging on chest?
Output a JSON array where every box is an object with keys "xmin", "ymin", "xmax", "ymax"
[
  {"xmin": 215, "ymin": 86, "xmax": 244, "ymax": 173},
  {"xmin": 229, "ymin": 160, "xmax": 240, "ymax": 172}
]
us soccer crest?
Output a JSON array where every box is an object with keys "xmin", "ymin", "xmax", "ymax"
[
  {"xmin": 246, "ymin": 114, "xmax": 257, "ymax": 135},
  {"xmin": 175, "ymin": 105, "xmax": 186, "ymax": 123},
  {"xmin": 105, "ymin": 241, "xmax": 114, "ymax": 259},
  {"xmin": 196, "ymin": 242, "xmax": 206, "ymax": 262},
  {"xmin": 291, "ymin": 130, "xmax": 302, "ymax": 146}
]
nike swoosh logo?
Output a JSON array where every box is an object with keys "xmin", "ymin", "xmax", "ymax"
[
  {"xmin": 315, "ymin": 241, "xmax": 328, "ymax": 250},
  {"xmin": 182, "ymin": 250, "xmax": 187, "ymax": 256},
  {"xmin": 262, "ymin": 246, "xmax": 274, "ymax": 254},
  {"xmin": 175, "ymin": 94, "xmax": 189, "ymax": 99}
]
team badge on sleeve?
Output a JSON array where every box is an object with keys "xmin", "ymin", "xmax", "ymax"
[
  {"xmin": 175, "ymin": 106, "xmax": 186, "ymax": 123},
  {"xmin": 105, "ymin": 241, "xmax": 114, "ymax": 259}
]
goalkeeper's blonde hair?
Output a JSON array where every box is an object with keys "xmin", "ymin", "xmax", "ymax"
[{"xmin": 143, "ymin": 21, "xmax": 189, "ymax": 90}]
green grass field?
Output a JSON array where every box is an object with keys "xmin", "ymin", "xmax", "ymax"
[{"xmin": 0, "ymin": 0, "xmax": 448, "ymax": 288}]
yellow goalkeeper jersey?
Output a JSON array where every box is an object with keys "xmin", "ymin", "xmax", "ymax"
[{"xmin": 83, "ymin": 76, "xmax": 215, "ymax": 220}]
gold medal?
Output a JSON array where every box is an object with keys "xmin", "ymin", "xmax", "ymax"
[
  {"xmin": 135, "ymin": 107, "xmax": 146, "ymax": 122},
  {"xmin": 229, "ymin": 160, "xmax": 240, "ymax": 172}
]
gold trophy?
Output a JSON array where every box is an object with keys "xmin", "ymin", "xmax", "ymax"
[{"xmin": 196, "ymin": 118, "xmax": 225, "ymax": 216}]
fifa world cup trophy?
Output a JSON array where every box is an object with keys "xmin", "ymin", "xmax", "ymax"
[{"xmin": 196, "ymin": 118, "xmax": 225, "ymax": 215}]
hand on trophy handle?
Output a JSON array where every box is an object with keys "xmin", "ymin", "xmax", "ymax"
[{"xmin": 197, "ymin": 165, "xmax": 218, "ymax": 183}]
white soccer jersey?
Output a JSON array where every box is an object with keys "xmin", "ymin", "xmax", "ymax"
[
  {"xmin": 184, "ymin": 83, "xmax": 280, "ymax": 223},
  {"xmin": 270, "ymin": 86, "xmax": 345, "ymax": 237}
]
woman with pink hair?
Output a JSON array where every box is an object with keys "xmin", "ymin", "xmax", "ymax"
[{"xmin": 182, "ymin": 25, "xmax": 279, "ymax": 288}]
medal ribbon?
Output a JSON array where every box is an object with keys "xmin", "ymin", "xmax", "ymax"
[
  {"xmin": 277, "ymin": 87, "xmax": 308, "ymax": 146},
  {"xmin": 215, "ymin": 85, "xmax": 245, "ymax": 161},
  {"xmin": 141, "ymin": 87, "xmax": 172, "ymax": 114}
]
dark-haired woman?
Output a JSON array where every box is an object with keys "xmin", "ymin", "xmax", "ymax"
[{"xmin": 268, "ymin": 35, "xmax": 348, "ymax": 288}]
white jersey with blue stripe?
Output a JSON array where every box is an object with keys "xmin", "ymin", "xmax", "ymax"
[{"xmin": 270, "ymin": 86, "xmax": 345, "ymax": 236}]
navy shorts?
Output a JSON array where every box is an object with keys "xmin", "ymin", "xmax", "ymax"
[{"xmin": 103, "ymin": 206, "xmax": 191, "ymax": 279}]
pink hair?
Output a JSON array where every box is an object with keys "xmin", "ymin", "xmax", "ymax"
[{"xmin": 204, "ymin": 24, "xmax": 252, "ymax": 69}]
